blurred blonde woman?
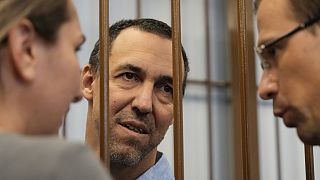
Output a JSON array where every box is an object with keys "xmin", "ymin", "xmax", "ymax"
[{"xmin": 0, "ymin": 0, "xmax": 111, "ymax": 179}]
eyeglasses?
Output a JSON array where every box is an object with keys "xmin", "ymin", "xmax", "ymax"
[{"xmin": 255, "ymin": 16, "xmax": 320, "ymax": 70}]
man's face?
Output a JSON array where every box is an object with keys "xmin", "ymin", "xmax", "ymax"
[
  {"xmin": 92, "ymin": 28, "xmax": 179, "ymax": 166},
  {"xmin": 31, "ymin": 0, "xmax": 84, "ymax": 134},
  {"xmin": 257, "ymin": 0, "xmax": 320, "ymax": 144}
]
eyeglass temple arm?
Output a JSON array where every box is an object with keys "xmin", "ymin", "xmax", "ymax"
[{"xmin": 261, "ymin": 16, "xmax": 320, "ymax": 50}]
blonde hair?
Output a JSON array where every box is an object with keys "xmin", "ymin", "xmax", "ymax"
[{"xmin": 0, "ymin": 0, "xmax": 69, "ymax": 43}]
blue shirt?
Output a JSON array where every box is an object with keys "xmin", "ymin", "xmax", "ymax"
[{"xmin": 137, "ymin": 152, "xmax": 174, "ymax": 180}]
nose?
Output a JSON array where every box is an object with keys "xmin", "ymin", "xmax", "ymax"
[
  {"xmin": 132, "ymin": 83, "xmax": 153, "ymax": 114},
  {"xmin": 258, "ymin": 71, "xmax": 278, "ymax": 100},
  {"xmin": 72, "ymin": 69, "xmax": 83, "ymax": 103}
]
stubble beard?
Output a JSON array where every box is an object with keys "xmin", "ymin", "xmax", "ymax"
[
  {"xmin": 108, "ymin": 112, "xmax": 165, "ymax": 167},
  {"xmin": 109, "ymin": 134, "xmax": 151, "ymax": 167},
  {"xmin": 292, "ymin": 107, "xmax": 320, "ymax": 145}
]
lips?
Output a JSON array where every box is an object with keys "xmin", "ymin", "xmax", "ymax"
[
  {"xmin": 274, "ymin": 109, "xmax": 298, "ymax": 127},
  {"xmin": 274, "ymin": 109, "xmax": 287, "ymax": 118},
  {"xmin": 119, "ymin": 121, "xmax": 150, "ymax": 135}
]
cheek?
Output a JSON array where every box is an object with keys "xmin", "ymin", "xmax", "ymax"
[
  {"xmin": 109, "ymin": 90, "xmax": 132, "ymax": 116},
  {"xmin": 54, "ymin": 49, "xmax": 80, "ymax": 88},
  {"xmin": 67, "ymin": 56, "xmax": 81, "ymax": 81},
  {"xmin": 154, "ymin": 103, "xmax": 173, "ymax": 127},
  {"xmin": 277, "ymin": 56, "xmax": 303, "ymax": 92},
  {"xmin": 92, "ymin": 98, "xmax": 100, "ymax": 118}
]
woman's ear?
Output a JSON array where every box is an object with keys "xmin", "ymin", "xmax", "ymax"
[
  {"xmin": 7, "ymin": 18, "xmax": 37, "ymax": 82},
  {"xmin": 81, "ymin": 64, "xmax": 96, "ymax": 100}
]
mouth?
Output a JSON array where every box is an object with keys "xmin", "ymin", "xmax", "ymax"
[
  {"xmin": 275, "ymin": 109, "xmax": 298, "ymax": 127},
  {"xmin": 119, "ymin": 121, "xmax": 149, "ymax": 135},
  {"xmin": 274, "ymin": 110, "xmax": 285, "ymax": 118},
  {"xmin": 273, "ymin": 106, "xmax": 288, "ymax": 118}
]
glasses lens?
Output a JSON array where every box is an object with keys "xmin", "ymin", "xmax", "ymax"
[{"xmin": 256, "ymin": 45, "xmax": 275, "ymax": 70}]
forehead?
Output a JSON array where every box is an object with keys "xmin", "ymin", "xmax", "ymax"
[
  {"xmin": 111, "ymin": 28, "xmax": 172, "ymax": 57},
  {"xmin": 109, "ymin": 28, "xmax": 173, "ymax": 73},
  {"xmin": 55, "ymin": 0, "xmax": 83, "ymax": 42},
  {"xmin": 257, "ymin": 0, "xmax": 298, "ymax": 44},
  {"xmin": 68, "ymin": 0, "xmax": 80, "ymax": 23}
]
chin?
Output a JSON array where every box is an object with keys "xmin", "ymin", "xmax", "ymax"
[
  {"xmin": 110, "ymin": 149, "xmax": 143, "ymax": 167},
  {"xmin": 297, "ymin": 128, "xmax": 320, "ymax": 145}
]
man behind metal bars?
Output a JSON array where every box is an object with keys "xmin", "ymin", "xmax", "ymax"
[
  {"xmin": 81, "ymin": 19, "xmax": 189, "ymax": 179},
  {"xmin": 255, "ymin": 0, "xmax": 320, "ymax": 145}
]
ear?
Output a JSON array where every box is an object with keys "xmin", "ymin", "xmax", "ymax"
[
  {"xmin": 81, "ymin": 64, "xmax": 96, "ymax": 100},
  {"xmin": 7, "ymin": 19, "xmax": 37, "ymax": 82}
]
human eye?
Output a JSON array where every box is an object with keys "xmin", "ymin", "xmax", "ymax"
[
  {"xmin": 75, "ymin": 45, "xmax": 82, "ymax": 52},
  {"xmin": 260, "ymin": 46, "xmax": 280, "ymax": 70},
  {"xmin": 112, "ymin": 72, "xmax": 139, "ymax": 89},
  {"xmin": 75, "ymin": 36, "xmax": 86, "ymax": 52},
  {"xmin": 161, "ymin": 84, "xmax": 173, "ymax": 95},
  {"xmin": 121, "ymin": 72, "xmax": 138, "ymax": 82},
  {"xmin": 156, "ymin": 83, "xmax": 173, "ymax": 102},
  {"xmin": 264, "ymin": 46, "xmax": 278, "ymax": 59}
]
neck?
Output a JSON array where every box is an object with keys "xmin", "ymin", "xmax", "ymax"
[
  {"xmin": 85, "ymin": 107, "xmax": 100, "ymax": 155},
  {"xmin": 0, "ymin": 98, "xmax": 27, "ymax": 134},
  {"xmin": 111, "ymin": 149, "xmax": 157, "ymax": 180},
  {"xmin": 0, "ymin": 63, "xmax": 36, "ymax": 135}
]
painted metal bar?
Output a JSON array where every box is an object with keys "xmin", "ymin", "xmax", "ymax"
[
  {"xmin": 136, "ymin": 0, "xmax": 141, "ymax": 19},
  {"xmin": 226, "ymin": 0, "xmax": 262, "ymax": 179},
  {"xmin": 237, "ymin": 0, "xmax": 250, "ymax": 178},
  {"xmin": 228, "ymin": 0, "xmax": 259, "ymax": 179},
  {"xmin": 171, "ymin": 0, "xmax": 184, "ymax": 179},
  {"xmin": 204, "ymin": 0, "xmax": 214, "ymax": 179},
  {"xmin": 275, "ymin": 117, "xmax": 282, "ymax": 180},
  {"xmin": 99, "ymin": 0, "xmax": 110, "ymax": 167},
  {"xmin": 62, "ymin": 115, "xmax": 67, "ymax": 138},
  {"xmin": 304, "ymin": 144, "xmax": 315, "ymax": 180}
]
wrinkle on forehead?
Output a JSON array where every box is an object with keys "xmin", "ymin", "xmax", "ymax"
[
  {"xmin": 111, "ymin": 29, "xmax": 172, "ymax": 56},
  {"xmin": 111, "ymin": 52, "xmax": 172, "ymax": 68},
  {"xmin": 109, "ymin": 28, "xmax": 186, "ymax": 80}
]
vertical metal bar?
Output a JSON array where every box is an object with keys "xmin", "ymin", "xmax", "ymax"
[
  {"xmin": 275, "ymin": 117, "xmax": 282, "ymax": 180},
  {"xmin": 99, "ymin": 0, "xmax": 110, "ymax": 167},
  {"xmin": 136, "ymin": 0, "xmax": 141, "ymax": 19},
  {"xmin": 204, "ymin": 0, "xmax": 214, "ymax": 179},
  {"xmin": 171, "ymin": 0, "xmax": 184, "ymax": 179},
  {"xmin": 304, "ymin": 144, "xmax": 315, "ymax": 180},
  {"xmin": 237, "ymin": 0, "xmax": 250, "ymax": 178},
  {"xmin": 228, "ymin": 0, "xmax": 259, "ymax": 179},
  {"xmin": 62, "ymin": 115, "xmax": 67, "ymax": 138}
]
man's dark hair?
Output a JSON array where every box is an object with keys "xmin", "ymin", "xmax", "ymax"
[
  {"xmin": 254, "ymin": 0, "xmax": 320, "ymax": 23},
  {"xmin": 89, "ymin": 18, "xmax": 190, "ymax": 94}
]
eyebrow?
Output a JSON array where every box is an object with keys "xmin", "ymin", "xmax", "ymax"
[
  {"xmin": 157, "ymin": 75, "xmax": 173, "ymax": 85},
  {"xmin": 114, "ymin": 63, "xmax": 173, "ymax": 84},
  {"xmin": 80, "ymin": 35, "xmax": 86, "ymax": 45},
  {"xmin": 114, "ymin": 64, "xmax": 144, "ymax": 75}
]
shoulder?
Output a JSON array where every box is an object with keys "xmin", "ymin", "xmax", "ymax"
[
  {"xmin": 0, "ymin": 133, "xmax": 92, "ymax": 161},
  {"xmin": 0, "ymin": 133, "xmax": 112, "ymax": 180}
]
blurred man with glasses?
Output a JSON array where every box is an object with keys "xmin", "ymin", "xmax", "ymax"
[{"xmin": 255, "ymin": 0, "xmax": 320, "ymax": 145}]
